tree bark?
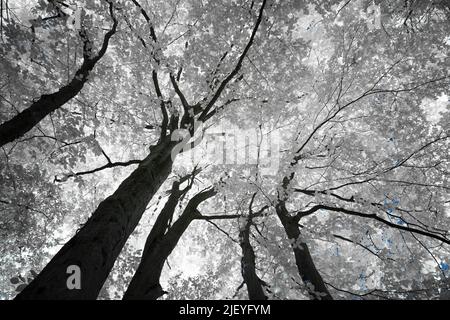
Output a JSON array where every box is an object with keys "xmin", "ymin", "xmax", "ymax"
[
  {"xmin": 275, "ymin": 202, "xmax": 333, "ymax": 300},
  {"xmin": 123, "ymin": 189, "xmax": 216, "ymax": 300},
  {"xmin": 239, "ymin": 216, "xmax": 267, "ymax": 300},
  {"xmin": 0, "ymin": 70, "xmax": 89, "ymax": 147},
  {"xmin": 15, "ymin": 140, "xmax": 176, "ymax": 300},
  {"xmin": 0, "ymin": 2, "xmax": 117, "ymax": 147}
]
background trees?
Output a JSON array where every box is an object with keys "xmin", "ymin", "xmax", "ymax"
[{"xmin": 1, "ymin": 0, "xmax": 449, "ymax": 300}]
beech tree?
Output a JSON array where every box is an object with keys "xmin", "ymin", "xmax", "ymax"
[
  {"xmin": 1, "ymin": 0, "xmax": 449, "ymax": 300},
  {"xmin": 8, "ymin": 0, "xmax": 267, "ymax": 299}
]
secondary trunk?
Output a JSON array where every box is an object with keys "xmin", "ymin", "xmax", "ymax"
[
  {"xmin": 123, "ymin": 189, "xmax": 216, "ymax": 300},
  {"xmin": 239, "ymin": 217, "xmax": 267, "ymax": 300},
  {"xmin": 275, "ymin": 202, "xmax": 333, "ymax": 300},
  {"xmin": 15, "ymin": 140, "xmax": 176, "ymax": 300},
  {"xmin": 122, "ymin": 212, "xmax": 193, "ymax": 300}
]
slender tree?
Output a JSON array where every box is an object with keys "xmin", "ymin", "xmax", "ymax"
[{"xmin": 238, "ymin": 194, "xmax": 269, "ymax": 300}]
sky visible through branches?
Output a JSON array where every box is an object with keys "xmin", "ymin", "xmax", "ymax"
[{"xmin": 0, "ymin": 0, "xmax": 449, "ymax": 302}]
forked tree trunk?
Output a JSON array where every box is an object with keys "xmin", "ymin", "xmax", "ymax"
[
  {"xmin": 15, "ymin": 140, "xmax": 176, "ymax": 300},
  {"xmin": 275, "ymin": 202, "xmax": 333, "ymax": 300},
  {"xmin": 123, "ymin": 189, "xmax": 216, "ymax": 300}
]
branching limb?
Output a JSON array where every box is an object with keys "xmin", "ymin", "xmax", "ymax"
[
  {"xmin": 54, "ymin": 159, "xmax": 142, "ymax": 182},
  {"xmin": 198, "ymin": 0, "xmax": 267, "ymax": 122},
  {"xmin": 0, "ymin": 0, "xmax": 118, "ymax": 147},
  {"xmin": 295, "ymin": 204, "xmax": 450, "ymax": 245},
  {"xmin": 333, "ymin": 234, "xmax": 395, "ymax": 262},
  {"xmin": 0, "ymin": 199, "xmax": 50, "ymax": 219}
]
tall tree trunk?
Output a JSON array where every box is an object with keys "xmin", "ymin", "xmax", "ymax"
[
  {"xmin": 0, "ymin": 2, "xmax": 117, "ymax": 147},
  {"xmin": 123, "ymin": 189, "xmax": 216, "ymax": 300},
  {"xmin": 239, "ymin": 216, "xmax": 267, "ymax": 300},
  {"xmin": 275, "ymin": 202, "xmax": 333, "ymax": 300},
  {"xmin": 15, "ymin": 140, "xmax": 176, "ymax": 300}
]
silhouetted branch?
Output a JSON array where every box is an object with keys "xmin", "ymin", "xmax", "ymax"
[{"xmin": 54, "ymin": 159, "xmax": 141, "ymax": 182}]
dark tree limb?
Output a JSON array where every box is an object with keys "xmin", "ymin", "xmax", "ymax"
[
  {"xmin": 333, "ymin": 234, "xmax": 395, "ymax": 262},
  {"xmin": 0, "ymin": 0, "xmax": 118, "ymax": 147},
  {"xmin": 54, "ymin": 159, "xmax": 142, "ymax": 182},
  {"xmin": 238, "ymin": 194, "xmax": 269, "ymax": 300},
  {"xmin": 275, "ymin": 202, "xmax": 333, "ymax": 300},
  {"xmin": 295, "ymin": 204, "xmax": 450, "ymax": 245},
  {"xmin": 123, "ymin": 187, "xmax": 217, "ymax": 300},
  {"xmin": 198, "ymin": 0, "xmax": 267, "ymax": 122},
  {"xmin": 169, "ymin": 73, "xmax": 190, "ymax": 112},
  {"xmin": 294, "ymin": 188, "xmax": 448, "ymax": 237},
  {"xmin": 128, "ymin": 0, "xmax": 170, "ymax": 141}
]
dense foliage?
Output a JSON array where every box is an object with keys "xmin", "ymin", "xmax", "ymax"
[{"xmin": 0, "ymin": 0, "xmax": 449, "ymax": 300}]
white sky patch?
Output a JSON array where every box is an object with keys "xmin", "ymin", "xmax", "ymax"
[
  {"xmin": 420, "ymin": 94, "xmax": 449, "ymax": 124},
  {"xmin": 445, "ymin": 36, "xmax": 450, "ymax": 46},
  {"xmin": 422, "ymin": 259, "xmax": 439, "ymax": 275}
]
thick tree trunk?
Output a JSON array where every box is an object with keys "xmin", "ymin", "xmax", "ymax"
[
  {"xmin": 239, "ymin": 217, "xmax": 267, "ymax": 300},
  {"xmin": 275, "ymin": 202, "xmax": 333, "ymax": 300},
  {"xmin": 123, "ymin": 189, "xmax": 216, "ymax": 300},
  {"xmin": 15, "ymin": 140, "xmax": 176, "ymax": 300}
]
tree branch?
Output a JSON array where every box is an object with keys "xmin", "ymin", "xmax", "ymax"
[
  {"xmin": 296, "ymin": 204, "xmax": 450, "ymax": 245},
  {"xmin": 198, "ymin": 0, "xmax": 267, "ymax": 122},
  {"xmin": 333, "ymin": 234, "xmax": 395, "ymax": 262},
  {"xmin": 54, "ymin": 159, "xmax": 141, "ymax": 182},
  {"xmin": 169, "ymin": 73, "xmax": 191, "ymax": 119},
  {"xmin": 0, "ymin": 0, "xmax": 118, "ymax": 147}
]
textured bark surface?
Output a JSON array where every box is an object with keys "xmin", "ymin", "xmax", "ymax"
[
  {"xmin": 275, "ymin": 202, "xmax": 333, "ymax": 300},
  {"xmin": 123, "ymin": 189, "xmax": 216, "ymax": 300},
  {"xmin": 15, "ymin": 140, "xmax": 175, "ymax": 300},
  {"xmin": 239, "ymin": 217, "xmax": 267, "ymax": 300}
]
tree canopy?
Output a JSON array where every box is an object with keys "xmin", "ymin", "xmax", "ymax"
[{"xmin": 0, "ymin": 0, "xmax": 449, "ymax": 300}]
